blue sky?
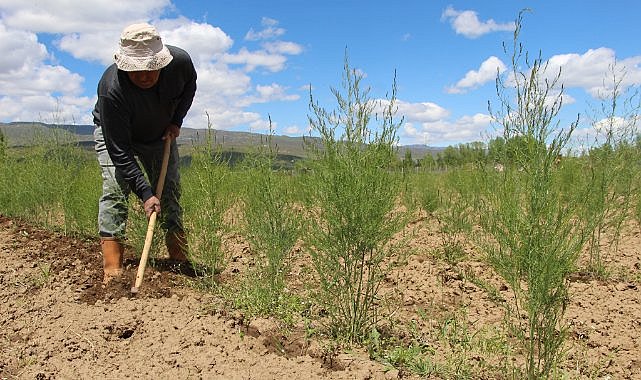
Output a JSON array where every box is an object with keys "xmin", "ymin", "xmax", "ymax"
[{"xmin": 1, "ymin": 1, "xmax": 640, "ymax": 147}]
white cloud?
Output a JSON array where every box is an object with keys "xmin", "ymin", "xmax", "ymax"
[
  {"xmin": 396, "ymin": 100, "xmax": 450, "ymax": 123},
  {"xmin": 184, "ymin": 70, "xmax": 299, "ymax": 130},
  {"xmin": 0, "ymin": 0, "xmax": 171, "ymax": 33},
  {"xmin": 222, "ymin": 47, "xmax": 288, "ymax": 72},
  {"xmin": 441, "ymin": 6, "xmax": 514, "ymax": 39},
  {"xmin": 249, "ymin": 118, "xmax": 274, "ymax": 132},
  {"xmin": 196, "ymin": 108, "xmax": 262, "ymax": 130},
  {"xmin": 593, "ymin": 116, "xmax": 627, "ymax": 133},
  {"xmin": 245, "ymin": 17, "xmax": 285, "ymax": 41},
  {"xmin": 401, "ymin": 110, "xmax": 493, "ymax": 146},
  {"xmin": 568, "ymin": 113, "xmax": 641, "ymax": 152},
  {"xmin": 495, "ymin": 48, "xmax": 641, "ymax": 103},
  {"xmin": 157, "ymin": 19, "xmax": 234, "ymax": 66},
  {"xmin": 545, "ymin": 48, "xmax": 641, "ymax": 97},
  {"xmin": 0, "ymin": 94, "xmax": 94, "ymax": 124},
  {"xmin": 255, "ymin": 83, "xmax": 300, "ymax": 102},
  {"xmin": 262, "ymin": 41, "xmax": 303, "ymax": 55},
  {"xmin": 1, "ymin": 64, "xmax": 83, "ymax": 96},
  {"xmin": 183, "ymin": 63, "xmax": 253, "ymax": 129},
  {"xmin": 0, "ymin": 22, "xmax": 48, "ymax": 71},
  {"xmin": 447, "ymin": 56, "xmax": 506, "ymax": 94},
  {"xmin": 377, "ymin": 97, "xmax": 491, "ymax": 145},
  {"xmin": 283, "ymin": 124, "xmax": 305, "ymax": 135},
  {"xmin": 0, "ymin": 21, "xmax": 93, "ymax": 123},
  {"xmin": 545, "ymin": 91, "xmax": 576, "ymax": 108},
  {"xmin": 57, "ymin": 30, "xmax": 120, "ymax": 65},
  {"xmin": 197, "ymin": 62, "xmax": 252, "ymax": 97}
]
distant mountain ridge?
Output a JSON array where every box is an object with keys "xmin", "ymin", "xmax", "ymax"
[{"xmin": 0, "ymin": 121, "xmax": 444, "ymax": 160}]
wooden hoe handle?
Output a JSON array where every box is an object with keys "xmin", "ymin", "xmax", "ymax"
[{"xmin": 131, "ymin": 138, "xmax": 172, "ymax": 294}]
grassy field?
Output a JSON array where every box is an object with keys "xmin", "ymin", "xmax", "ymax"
[{"xmin": 1, "ymin": 128, "xmax": 640, "ymax": 378}]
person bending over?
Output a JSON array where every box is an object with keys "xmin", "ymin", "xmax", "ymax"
[{"xmin": 93, "ymin": 23, "xmax": 197, "ymax": 282}]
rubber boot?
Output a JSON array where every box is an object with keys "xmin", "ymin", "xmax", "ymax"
[
  {"xmin": 166, "ymin": 230, "xmax": 188, "ymax": 262},
  {"xmin": 101, "ymin": 237, "xmax": 123, "ymax": 283}
]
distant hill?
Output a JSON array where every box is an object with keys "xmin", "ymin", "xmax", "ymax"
[
  {"xmin": 399, "ymin": 144, "xmax": 445, "ymax": 160},
  {"xmin": 176, "ymin": 127, "xmax": 312, "ymax": 159},
  {"xmin": 0, "ymin": 122, "xmax": 444, "ymax": 161},
  {"xmin": 0, "ymin": 122, "xmax": 95, "ymax": 146}
]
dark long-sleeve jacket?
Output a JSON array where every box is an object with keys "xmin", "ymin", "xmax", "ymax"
[{"xmin": 92, "ymin": 45, "xmax": 197, "ymax": 202}]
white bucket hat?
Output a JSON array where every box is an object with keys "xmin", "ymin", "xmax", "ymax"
[{"xmin": 114, "ymin": 23, "xmax": 173, "ymax": 71}]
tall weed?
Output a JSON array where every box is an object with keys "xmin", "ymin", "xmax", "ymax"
[
  {"xmin": 235, "ymin": 126, "xmax": 302, "ymax": 319},
  {"xmin": 478, "ymin": 11, "xmax": 587, "ymax": 378},
  {"xmin": 434, "ymin": 169, "xmax": 478, "ymax": 265},
  {"xmin": 581, "ymin": 68, "xmax": 640, "ymax": 277},
  {"xmin": 304, "ymin": 55, "xmax": 407, "ymax": 343},
  {"xmin": 181, "ymin": 120, "xmax": 233, "ymax": 283}
]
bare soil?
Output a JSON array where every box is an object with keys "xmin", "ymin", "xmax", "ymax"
[
  {"xmin": 0, "ymin": 216, "xmax": 386, "ymax": 380},
  {"xmin": 1, "ymin": 214, "xmax": 640, "ymax": 379}
]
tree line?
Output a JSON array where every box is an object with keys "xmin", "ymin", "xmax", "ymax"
[{"xmin": 398, "ymin": 133, "xmax": 641, "ymax": 171}]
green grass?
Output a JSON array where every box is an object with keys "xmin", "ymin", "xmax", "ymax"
[
  {"xmin": 367, "ymin": 308, "xmax": 514, "ymax": 379},
  {"xmin": 181, "ymin": 125, "xmax": 237, "ymax": 283},
  {"xmin": 0, "ymin": 136, "xmax": 100, "ymax": 236},
  {"xmin": 226, "ymin": 126, "xmax": 305, "ymax": 323}
]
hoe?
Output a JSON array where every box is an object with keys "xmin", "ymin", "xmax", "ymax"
[{"xmin": 131, "ymin": 137, "xmax": 171, "ymax": 294}]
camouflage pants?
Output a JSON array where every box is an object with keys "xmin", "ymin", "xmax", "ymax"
[{"xmin": 94, "ymin": 127, "xmax": 183, "ymax": 238}]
